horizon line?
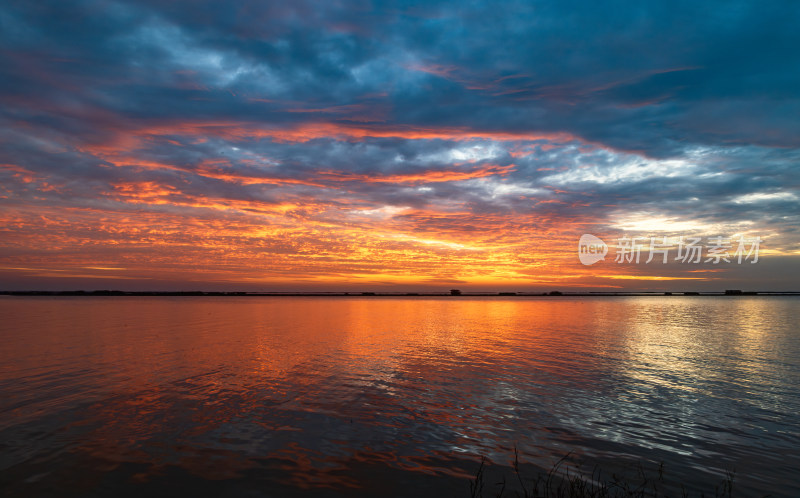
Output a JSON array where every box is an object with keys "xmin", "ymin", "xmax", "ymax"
[{"xmin": 2, "ymin": 290, "xmax": 799, "ymax": 297}]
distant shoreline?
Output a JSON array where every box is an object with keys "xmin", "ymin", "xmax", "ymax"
[{"xmin": 2, "ymin": 290, "xmax": 799, "ymax": 297}]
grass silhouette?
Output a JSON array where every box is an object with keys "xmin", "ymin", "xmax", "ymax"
[{"xmin": 469, "ymin": 448, "xmax": 738, "ymax": 498}]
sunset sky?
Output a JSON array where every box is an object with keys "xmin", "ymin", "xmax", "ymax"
[{"xmin": 1, "ymin": 0, "xmax": 799, "ymax": 291}]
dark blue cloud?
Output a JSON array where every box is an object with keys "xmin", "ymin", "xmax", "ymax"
[{"xmin": 3, "ymin": 0, "xmax": 799, "ymax": 153}]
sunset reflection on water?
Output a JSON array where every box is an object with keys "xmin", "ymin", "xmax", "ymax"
[{"xmin": 1, "ymin": 296, "xmax": 799, "ymax": 496}]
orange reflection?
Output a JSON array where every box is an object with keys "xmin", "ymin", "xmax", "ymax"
[{"xmin": 3, "ymin": 296, "xmax": 797, "ymax": 497}]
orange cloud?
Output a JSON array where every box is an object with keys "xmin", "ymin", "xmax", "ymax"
[
  {"xmin": 318, "ymin": 164, "xmax": 515, "ymax": 185},
  {"xmin": 78, "ymin": 120, "xmax": 573, "ymax": 155}
]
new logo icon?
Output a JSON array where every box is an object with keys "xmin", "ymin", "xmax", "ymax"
[{"xmin": 578, "ymin": 234, "xmax": 608, "ymax": 265}]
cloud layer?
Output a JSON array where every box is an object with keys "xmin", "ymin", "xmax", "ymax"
[{"xmin": 1, "ymin": 0, "xmax": 799, "ymax": 290}]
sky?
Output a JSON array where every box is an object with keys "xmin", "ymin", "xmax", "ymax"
[{"xmin": 1, "ymin": 0, "xmax": 799, "ymax": 291}]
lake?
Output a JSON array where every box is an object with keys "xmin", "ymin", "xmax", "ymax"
[{"xmin": 1, "ymin": 296, "xmax": 799, "ymax": 496}]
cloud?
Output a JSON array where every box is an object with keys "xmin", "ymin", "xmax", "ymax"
[{"xmin": 1, "ymin": 0, "xmax": 798, "ymax": 289}]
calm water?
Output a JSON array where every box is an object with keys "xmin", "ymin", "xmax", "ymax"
[{"xmin": 1, "ymin": 296, "xmax": 799, "ymax": 497}]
